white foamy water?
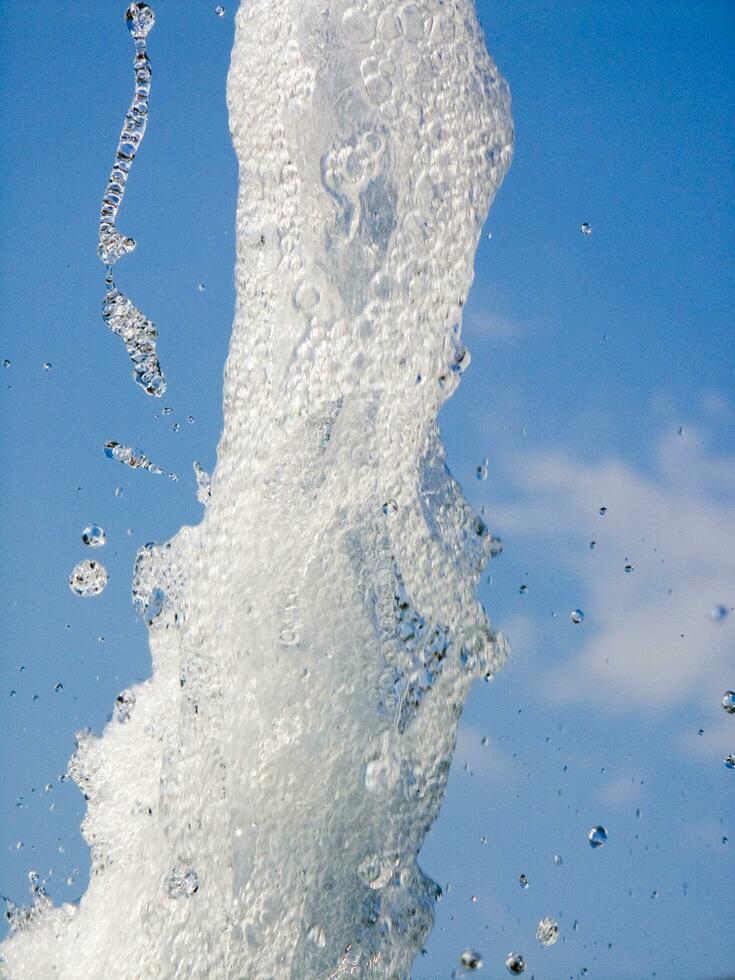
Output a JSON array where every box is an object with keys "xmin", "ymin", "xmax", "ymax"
[{"xmin": 2, "ymin": 1, "xmax": 511, "ymax": 976}]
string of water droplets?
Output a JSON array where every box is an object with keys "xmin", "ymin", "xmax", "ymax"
[{"xmin": 98, "ymin": 3, "xmax": 165, "ymax": 397}]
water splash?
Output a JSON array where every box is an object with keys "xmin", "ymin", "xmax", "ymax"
[
  {"xmin": 98, "ymin": 3, "xmax": 165, "ymax": 397},
  {"xmin": 2, "ymin": 0, "xmax": 512, "ymax": 976}
]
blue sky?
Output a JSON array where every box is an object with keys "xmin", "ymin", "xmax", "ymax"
[{"xmin": 1, "ymin": 2, "xmax": 733, "ymax": 978}]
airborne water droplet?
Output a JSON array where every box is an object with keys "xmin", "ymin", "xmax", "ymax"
[
  {"xmin": 505, "ymin": 952, "xmax": 525, "ymax": 975},
  {"xmin": 125, "ymin": 3, "xmax": 156, "ymax": 40},
  {"xmin": 518, "ymin": 873, "xmax": 529, "ymax": 888},
  {"xmin": 69, "ymin": 560, "xmax": 108, "ymax": 597},
  {"xmin": 722, "ymin": 691, "xmax": 735, "ymax": 715},
  {"xmin": 710, "ymin": 604, "xmax": 729, "ymax": 622},
  {"xmin": 536, "ymin": 916, "xmax": 559, "ymax": 947},
  {"xmin": 570, "ymin": 608, "xmax": 584, "ymax": 624},
  {"xmin": 724, "ymin": 754, "xmax": 735, "ymax": 770},
  {"xmin": 214, "ymin": 4, "xmax": 225, "ymax": 15},
  {"xmin": 588, "ymin": 825, "xmax": 608, "ymax": 848},
  {"xmin": 460, "ymin": 948, "xmax": 483, "ymax": 971},
  {"xmin": 81, "ymin": 524, "xmax": 106, "ymax": 548},
  {"xmin": 580, "ymin": 222, "xmax": 592, "ymax": 235}
]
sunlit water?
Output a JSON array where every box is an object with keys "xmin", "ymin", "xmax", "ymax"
[{"xmin": 1, "ymin": 0, "xmax": 512, "ymax": 976}]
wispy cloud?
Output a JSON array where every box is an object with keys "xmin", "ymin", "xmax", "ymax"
[{"xmin": 487, "ymin": 423, "xmax": 735, "ymax": 713}]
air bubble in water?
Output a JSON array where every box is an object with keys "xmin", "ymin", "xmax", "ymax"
[
  {"xmin": 81, "ymin": 525, "xmax": 106, "ymax": 548},
  {"xmin": 580, "ymin": 222, "xmax": 592, "ymax": 235},
  {"xmin": 570, "ymin": 609, "xmax": 584, "ymax": 624},
  {"xmin": 722, "ymin": 691, "xmax": 735, "ymax": 715},
  {"xmin": 588, "ymin": 825, "xmax": 608, "ymax": 848},
  {"xmin": 193, "ymin": 461, "xmax": 212, "ymax": 505},
  {"xmin": 114, "ymin": 689, "xmax": 136, "ymax": 723},
  {"xmin": 69, "ymin": 560, "xmax": 108, "ymax": 597},
  {"xmin": 165, "ymin": 866, "xmax": 199, "ymax": 898},
  {"xmin": 506, "ymin": 952, "xmax": 526, "ymax": 975},
  {"xmin": 536, "ymin": 917, "xmax": 559, "ymax": 947},
  {"xmin": 460, "ymin": 948, "xmax": 483, "ymax": 971},
  {"xmin": 710, "ymin": 604, "xmax": 729, "ymax": 622}
]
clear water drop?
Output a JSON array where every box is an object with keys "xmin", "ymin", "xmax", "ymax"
[
  {"xmin": 69, "ymin": 560, "xmax": 108, "ymax": 597},
  {"xmin": 125, "ymin": 3, "xmax": 155, "ymax": 40},
  {"xmin": 81, "ymin": 524, "xmax": 106, "ymax": 548},
  {"xmin": 518, "ymin": 873, "xmax": 529, "ymax": 888},
  {"xmin": 724, "ymin": 755, "xmax": 735, "ymax": 770},
  {"xmin": 505, "ymin": 952, "xmax": 525, "ymax": 975},
  {"xmin": 553, "ymin": 853, "xmax": 563, "ymax": 865},
  {"xmin": 624, "ymin": 564, "xmax": 634, "ymax": 573},
  {"xmin": 599, "ymin": 506, "xmax": 607, "ymax": 515},
  {"xmin": 580, "ymin": 222, "xmax": 592, "ymax": 235},
  {"xmin": 476, "ymin": 458, "xmax": 488, "ymax": 480},
  {"xmin": 570, "ymin": 609, "xmax": 584, "ymax": 624},
  {"xmin": 710, "ymin": 604, "xmax": 729, "ymax": 622},
  {"xmin": 54, "ymin": 682, "xmax": 63, "ymax": 694},
  {"xmin": 722, "ymin": 691, "xmax": 735, "ymax": 715},
  {"xmin": 214, "ymin": 4, "xmax": 225, "ymax": 15},
  {"xmin": 588, "ymin": 825, "xmax": 608, "ymax": 848},
  {"xmin": 2, "ymin": 359, "xmax": 10, "ymax": 368},
  {"xmin": 518, "ymin": 584, "xmax": 528, "ymax": 595},
  {"xmin": 43, "ymin": 362, "xmax": 52, "ymax": 371},
  {"xmin": 382, "ymin": 499, "xmax": 398, "ymax": 516},
  {"xmin": 460, "ymin": 948, "xmax": 483, "ymax": 971},
  {"xmin": 536, "ymin": 917, "xmax": 559, "ymax": 947}
]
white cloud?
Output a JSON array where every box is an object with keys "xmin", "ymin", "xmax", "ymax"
[{"xmin": 488, "ymin": 425, "xmax": 735, "ymax": 713}]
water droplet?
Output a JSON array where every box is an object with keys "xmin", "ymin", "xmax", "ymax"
[
  {"xmin": 214, "ymin": 4, "xmax": 225, "ymax": 15},
  {"xmin": 505, "ymin": 952, "xmax": 525, "ymax": 975},
  {"xmin": 589, "ymin": 540, "xmax": 596, "ymax": 549},
  {"xmin": 460, "ymin": 948, "xmax": 483, "ymax": 971},
  {"xmin": 710, "ymin": 604, "xmax": 729, "ymax": 622},
  {"xmin": 518, "ymin": 584, "xmax": 528, "ymax": 595},
  {"xmin": 599, "ymin": 506, "xmax": 607, "ymax": 515},
  {"xmin": 382, "ymin": 499, "xmax": 398, "ymax": 516},
  {"xmin": 486, "ymin": 231, "xmax": 493, "ymax": 240},
  {"xmin": 624, "ymin": 563, "xmax": 634, "ymax": 573},
  {"xmin": 553, "ymin": 853, "xmax": 563, "ymax": 865},
  {"xmin": 3, "ymin": 359, "xmax": 10, "ymax": 368},
  {"xmin": 114, "ymin": 689, "xmax": 136, "ymax": 723},
  {"xmin": 54, "ymin": 682, "xmax": 63, "ymax": 694},
  {"xmin": 678, "ymin": 425, "xmax": 685, "ymax": 436},
  {"xmin": 162, "ymin": 406, "xmax": 174, "ymax": 415},
  {"xmin": 43, "ymin": 362, "xmax": 52, "ymax": 371},
  {"xmin": 476, "ymin": 458, "xmax": 488, "ymax": 480},
  {"xmin": 650, "ymin": 889, "xmax": 659, "ymax": 899},
  {"xmin": 171, "ymin": 422, "xmax": 180, "ymax": 432},
  {"xmin": 165, "ymin": 865, "xmax": 199, "ymax": 898},
  {"xmin": 197, "ymin": 282, "xmax": 205, "ymax": 292},
  {"xmin": 69, "ymin": 560, "xmax": 108, "ymax": 597},
  {"xmin": 81, "ymin": 524, "xmax": 106, "ymax": 548},
  {"xmin": 580, "ymin": 222, "xmax": 592, "ymax": 235},
  {"xmin": 102, "ymin": 289, "xmax": 166, "ymax": 397},
  {"xmin": 722, "ymin": 691, "xmax": 735, "ymax": 714},
  {"xmin": 570, "ymin": 609, "xmax": 584, "ymax": 624},
  {"xmin": 518, "ymin": 873, "xmax": 529, "ymax": 888},
  {"xmin": 536, "ymin": 917, "xmax": 559, "ymax": 947},
  {"xmin": 724, "ymin": 754, "xmax": 735, "ymax": 770},
  {"xmin": 125, "ymin": 3, "xmax": 155, "ymax": 40},
  {"xmin": 105, "ymin": 441, "xmax": 162, "ymax": 474},
  {"xmin": 588, "ymin": 825, "xmax": 608, "ymax": 848}
]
